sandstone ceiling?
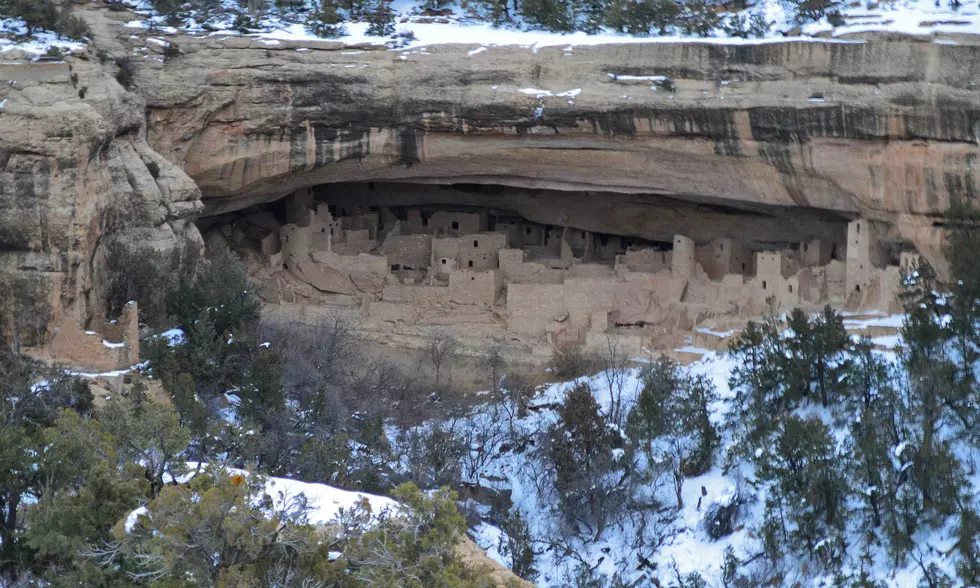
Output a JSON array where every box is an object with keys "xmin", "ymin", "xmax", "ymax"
[{"xmin": 125, "ymin": 19, "xmax": 980, "ymax": 263}]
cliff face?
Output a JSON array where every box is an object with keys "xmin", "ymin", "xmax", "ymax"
[
  {"xmin": 4, "ymin": 4, "xmax": 980, "ymax": 325},
  {"xmin": 0, "ymin": 32, "xmax": 202, "ymax": 325},
  {"xmin": 132, "ymin": 27, "xmax": 980, "ymax": 265}
]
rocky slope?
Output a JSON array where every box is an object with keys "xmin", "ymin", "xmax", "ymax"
[{"xmin": 4, "ymin": 4, "xmax": 980, "ymax": 324}]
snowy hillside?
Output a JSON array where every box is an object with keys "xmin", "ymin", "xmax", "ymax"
[{"xmin": 413, "ymin": 308, "xmax": 980, "ymax": 587}]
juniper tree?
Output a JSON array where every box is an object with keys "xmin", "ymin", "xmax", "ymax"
[
  {"xmin": 677, "ymin": 0, "xmax": 720, "ymax": 36},
  {"xmin": 726, "ymin": 309, "xmax": 785, "ymax": 454},
  {"xmin": 604, "ymin": 0, "xmax": 680, "ymax": 35},
  {"xmin": 783, "ymin": 305, "xmax": 850, "ymax": 407},
  {"xmin": 630, "ymin": 358, "xmax": 718, "ymax": 508},
  {"xmin": 521, "ymin": 0, "xmax": 574, "ymax": 31},
  {"xmin": 757, "ymin": 416, "xmax": 849, "ymax": 569},
  {"xmin": 365, "ymin": 0, "xmax": 396, "ymax": 36},
  {"xmin": 306, "ymin": 0, "xmax": 347, "ymax": 38},
  {"xmin": 845, "ymin": 338, "xmax": 901, "ymax": 539},
  {"xmin": 101, "ymin": 467, "xmax": 326, "ymax": 586},
  {"xmin": 546, "ymin": 382, "xmax": 626, "ymax": 536}
]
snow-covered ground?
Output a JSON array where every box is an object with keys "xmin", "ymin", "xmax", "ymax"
[
  {"xmin": 438, "ymin": 321, "xmax": 968, "ymax": 586},
  {"xmin": 0, "ymin": 18, "xmax": 85, "ymax": 58},
  {"xmin": 117, "ymin": 0, "xmax": 980, "ymax": 55},
  {"xmin": 5, "ymin": 0, "xmax": 979, "ymax": 64}
]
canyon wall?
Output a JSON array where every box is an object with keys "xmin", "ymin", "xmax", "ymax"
[
  {"xmin": 0, "ymin": 17, "xmax": 202, "ymax": 325},
  {"xmin": 129, "ymin": 20, "xmax": 980, "ymax": 266},
  {"xmin": 4, "ymin": 4, "xmax": 980, "ymax": 325}
]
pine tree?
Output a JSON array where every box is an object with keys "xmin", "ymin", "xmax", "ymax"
[
  {"xmin": 726, "ymin": 310, "xmax": 785, "ymax": 453},
  {"xmin": 783, "ymin": 305, "xmax": 849, "ymax": 407},
  {"xmin": 102, "ymin": 396, "xmax": 191, "ymax": 497},
  {"xmin": 676, "ymin": 0, "xmax": 720, "ymax": 36},
  {"xmin": 306, "ymin": 0, "xmax": 348, "ymax": 38}
]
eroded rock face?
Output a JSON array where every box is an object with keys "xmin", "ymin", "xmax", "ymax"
[
  {"xmin": 125, "ymin": 26, "xmax": 980, "ymax": 266},
  {"xmin": 6, "ymin": 6, "xmax": 980, "ymax": 328},
  {"xmin": 0, "ymin": 38, "xmax": 203, "ymax": 325}
]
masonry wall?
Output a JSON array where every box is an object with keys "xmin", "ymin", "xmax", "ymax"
[
  {"xmin": 430, "ymin": 211, "xmax": 483, "ymax": 235},
  {"xmin": 696, "ymin": 238, "xmax": 753, "ymax": 280},
  {"xmin": 49, "ymin": 302, "xmax": 139, "ymax": 371},
  {"xmin": 619, "ymin": 248, "xmax": 670, "ymax": 274},
  {"xmin": 671, "ymin": 235, "xmax": 696, "ymax": 279},
  {"xmin": 380, "ymin": 234, "xmax": 431, "ymax": 268},
  {"xmin": 459, "ymin": 232, "xmax": 507, "ymax": 271},
  {"xmin": 845, "ymin": 219, "xmax": 888, "ymax": 294},
  {"xmin": 449, "ymin": 270, "xmax": 501, "ymax": 308},
  {"xmin": 507, "ymin": 283, "xmax": 566, "ymax": 336},
  {"xmin": 499, "ymin": 249, "xmax": 566, "ymax": 284},
  {"xmin": 802, "ymin": 238, "xmax": 834, "ymax": 267},
  {"xmin": 280, "ymin": 224, "xmax": 311, "ymax": 269}
]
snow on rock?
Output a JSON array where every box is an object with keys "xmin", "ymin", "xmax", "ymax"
[
  {"xmin": 472, "ymin": 522, "xmax": 508, "ymax": 568},
  {"xmin": 843, "ymin": 314, "xmax": 906, "ymax": 330},
  {"xmin": 69, "ymin": 365, "xmax": 142, "ymax": 379},
  {"xmin": 696, "ymin": 327, "xmax": 737, "ymax": 338},
  {"xmin": 518, "ymin": 87, "xmax": 581, "ymax": 98},
  {"xmin": 266, "ymin": 476, "xmax": 399, "ymax": 525},
  {"xmin": 0, "ymin": 18, "xmax": 86, "ymax": 57}
]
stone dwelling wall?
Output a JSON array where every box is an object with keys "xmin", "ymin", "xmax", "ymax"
[
  {"xmin": 380, "ymin": 234, "xmax": 431, "ymax": 268},
  {"xmin": 381, "ymin": 282, "xmax": 450, "ymax": 310},
  {"xmin": 498, "ymin": 249, "xmax": 566, "ymax": 284},
  {"xmin": 802, "ymin": 238, "xmax": 834, "ymax": 267},
  {"xmin": 280, "ymin": 224, "xmax": 311, "ymax": 268},
  {"xmin": 507, "ymin": 283, "xmax": 566, "ymax": 336},
  {"xmin": 49, "ymin": 302, "xmax": 139, "ymax": 371},
  {"xmin": 696, "ymin": 238, "xmax": 754, "ymax": 280},
  {"xmin": 846, "ymin": 219, "xmax": 888, "ymax": 294},
  {"xmin": 459, "ymin": 232, "xmax": 507, "ymax": 271},
  {"xmin": 350, "ymin": 212, "xmax": 379, "ymax": 239},
  {"xmin": 595, "ymin": 234, "xmax": 623, "ymax": 260},
  {"xmin": 430, "ymin": 211, "xmax": 482, "ymax": 236},
  {"xmin": 341, "ymin": 229, "xmax": 372, "ymax": 252},
  {"xmin": 432, "ymin": 237, "xmax": 461, "ymax": 277},
  {"xmin": 671, "ymin": 235, "xmax": 696, "ymax": 279},
  {"xmin": 448, "ymin": 270, "xmax": 501, "ymax": 308},
  {"xmin": 619, "ymin": 248, "xmax": 671, "ymax": 274}
]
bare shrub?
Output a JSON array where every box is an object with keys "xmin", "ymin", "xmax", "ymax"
[
  {"xmin": 426, "ymin": 328, "xmax": 457, "ymax": 394},
  {"xmin": 549, "ymin": 344, "xmax": 597, "ymax": 380}
]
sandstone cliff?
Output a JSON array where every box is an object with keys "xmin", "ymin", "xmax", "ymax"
[
  {"xmin": 0, "ymin": 24, "xmax": 202, "ymax": 324},
  {"xmin": 125, "ymin": 20, "xmax": 980, "ymax": 268},
  {"xmin": 4, "ymin": 4, "xmax": 980, "ymax": 325}
]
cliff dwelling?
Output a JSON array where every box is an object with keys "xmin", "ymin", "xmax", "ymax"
[{"xmin": 199, "ymin": 181, "xmax": 918, "ymax": 358}]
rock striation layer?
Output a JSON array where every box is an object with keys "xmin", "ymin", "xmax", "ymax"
[
  {"xmin": 128, "ymin": 24, "xmax": 980, "ymax": 267},
  {"xmin": 5, "ymin": 4, "xmax": 980, "ymax": 326}
]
